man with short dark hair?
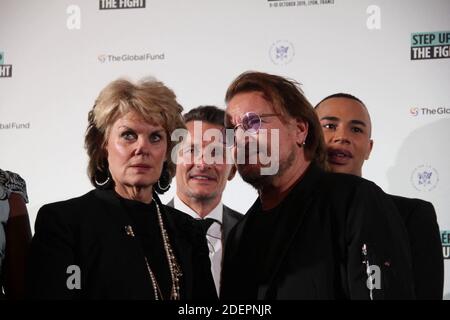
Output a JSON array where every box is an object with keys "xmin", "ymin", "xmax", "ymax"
[
  {"xmin": 315, "ymin": 93, "xmax": 443, "ymax": 299},
  {"xmin": 221, "ymin": 71, "xmax": 414, "ymax": 300},
  {"xmin": 168, "ymin": 106, "xmax": 242, "ymax": 295}
]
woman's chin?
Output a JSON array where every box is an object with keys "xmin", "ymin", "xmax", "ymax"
[{"xmin": 121, "ymin": 177, "xmax": 157, "ymax": 190}]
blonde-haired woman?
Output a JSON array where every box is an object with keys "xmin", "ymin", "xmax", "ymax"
[{"xmin": 27, "ymin": 78, "xmax": 216, "ymax": 300}]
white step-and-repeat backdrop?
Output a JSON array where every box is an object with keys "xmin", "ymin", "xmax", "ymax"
[{"xmin": 1, "ymin": 0, "xmax": 449, "ymax": 298}]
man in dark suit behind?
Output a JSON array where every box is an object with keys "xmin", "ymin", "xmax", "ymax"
[
  {"xmin": 315, "ymin": 93, "xmax": 443, "ymax": 299},
  {"xmin": 168, "ymin": 106, "xmax": 242, "ymax": 296}
]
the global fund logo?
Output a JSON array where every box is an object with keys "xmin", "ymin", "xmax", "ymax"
[
  {"xmin": 410, "ymin": 107, "xmax": 450, "ymax": 117},
  {"xmin": 0, "ymin": 52, "xmax": 12, "ymax": 78},
  {"xmin": 98, "ymin": 52, "xmax": 165, "ymax": 63}
]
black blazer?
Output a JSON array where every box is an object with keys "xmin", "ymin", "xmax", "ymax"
[
  {"xmin": 221, "ymin": 205, "xmax": 243, "ymax": 245},
  {"xmin": 167, "ymin": 198, "xmax": 243, "ymax": 245},
  {"xmin": 390, "ymin": 195, "xmax": 443, "ymax": 299},
  {"xmin": 221, "ymin": 164, "xmax": 415, "ymax": 300},
  {"xmin": 26, "ymin": 189, "xmax": 217, "ymax": 300}
]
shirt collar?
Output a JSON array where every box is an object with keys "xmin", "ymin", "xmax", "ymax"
[{"xmin": 174, "ymin": 194, "xmax": 223, "ymax": 224}]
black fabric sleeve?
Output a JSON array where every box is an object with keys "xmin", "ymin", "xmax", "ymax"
[
  {"xmin": 26, "ymin": 204, "xmax": 80, "ymax": 299},
  {"xmin": 408, "ymin": 200, "xmax": 443, "ymax": 299}
]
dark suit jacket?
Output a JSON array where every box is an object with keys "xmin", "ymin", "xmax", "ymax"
[
  {"xmin": 390, "ymin": 195, "xmax": 443, "ymax": 299},
  {"xmin": 26, "ymin": 189, "xmax": 217, "ymax": 300},
  {"xmin": 166, "ymin": 199, "xmax": 242, "ymax": 245},
  {"xmin": 221, "ymin": 164, "xmax": 415, "ymax": 300}
]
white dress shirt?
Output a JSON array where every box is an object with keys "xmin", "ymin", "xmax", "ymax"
[{"xmin": 173, "ymin": 195, "xmax": 223, "ymax": 295}]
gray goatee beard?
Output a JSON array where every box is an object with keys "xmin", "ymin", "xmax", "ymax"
[{"xmin": 237, "ymin": 146, "xmax": 296, "ymax": 190}]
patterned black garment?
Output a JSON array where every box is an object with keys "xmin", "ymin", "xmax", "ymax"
[
  {"xmin": 0, "ymin": 169, "xmax": 29, "ymax": 298},
  {"xmin": 0, "ymin": 169, "xmax": 28, "ymax": 202}
]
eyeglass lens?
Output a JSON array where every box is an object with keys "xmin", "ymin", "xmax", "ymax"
[{"xmin": 242, "ymin": 113, "xmax": 261, "ymax": 133}]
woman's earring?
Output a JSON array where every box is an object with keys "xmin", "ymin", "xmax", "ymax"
[
  {"xmin": 95, "ymin": 175, "xmax": 110, "ymax": 186},
  {"xmin": 94, "ymin": 168, "xmax": 111, "ymax": 188},
  {"xmin": 157, "ymin": 179, "xmax": 170, "ymax": 192},
  {"xmin": 155, "ymin": 162, "xmax": 171, "ymax": 194}
]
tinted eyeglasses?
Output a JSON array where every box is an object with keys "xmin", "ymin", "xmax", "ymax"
[
  {"xmin": 231, "ymin": 112, "xmax": 280, "ymax": 134},
  {"xmin": 223, "ymin": 112, "xmax": 280, "ymax": 147}
]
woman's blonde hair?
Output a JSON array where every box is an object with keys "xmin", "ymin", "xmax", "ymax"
[{"xmin": 85, "ymin": 77, "xmax": 185, "ymax": 190}]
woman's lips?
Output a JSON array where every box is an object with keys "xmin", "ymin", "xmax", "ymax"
[{"xmin": 130, "ymin": 164, "xmax": 152, "ymax": 170}]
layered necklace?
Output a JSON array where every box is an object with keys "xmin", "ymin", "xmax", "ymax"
[{"xmin": 125, "ymin": 197, "xmax": 183, "ymax": 300}]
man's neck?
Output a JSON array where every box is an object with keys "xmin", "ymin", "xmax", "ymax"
[
  {"xmin": 259, "ymin": 157, "xmax": 311, "ymax": 211},
  {"xmin": 176, "ymin": 192, "xmax": 221, "ymax": 218}
]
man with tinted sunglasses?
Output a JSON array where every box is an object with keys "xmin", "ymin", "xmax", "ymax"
[
  {"xmin": 315, "ymin": 93, "xmax": 443, "ymax": 299},
  {"xmin": 220, "ymin": 71, "xmax": 415, "ymax": 300}
]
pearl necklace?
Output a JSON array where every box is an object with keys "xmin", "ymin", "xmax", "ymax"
[{"xmin": 125, "ymin": 198, "xmax": 183, "ymax": 300}]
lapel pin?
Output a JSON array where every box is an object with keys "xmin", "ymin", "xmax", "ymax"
[{"xmin": 125, "ymin": 225, "xmax": 135, "ymax": 237}]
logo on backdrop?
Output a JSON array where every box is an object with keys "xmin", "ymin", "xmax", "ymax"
[
  {"xmin": 410, "ymin": 165, "xmax": 439, "ymax": 192},
  {"xmin": 269, "ymin": 40, "xmax": 295, "ymax": 65},
  {"xmin": 99, "ymin": 0, "xmax": 145, "ymax": 10},
  {"xmin": 410, "ymin": 107, "xmax": 450, "ymax": 117},
  {"xmin": 442, "ymin": 231, "xmax": 450, "ymax": 260},
  {"xmin": 411, "ymin": 31, "xmax": 450, "ymax": 60},
  {"xmin": 0, "ymin": 51, "xmax": 12, "ymax": 78},
  {"xmin": 267, "ymin": 0, "xmax": 335, "ymax": 9},
  {"xmin": 98, "ymin": 52, "xmax": 165, "ymax": 63},
  {"xmin": 409, "ymin": 107, "xmax": 419, "ymax": 116},
  {"xmin": 0, "ymin": 122, "xmax": 31, "ymax": 130}
]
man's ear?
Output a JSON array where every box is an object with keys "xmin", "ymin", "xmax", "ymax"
[
  {"xmin": 365, "ymin": 139, "xmax": 374, "ymax": 160},
  {"xmin": 227, "ymin": 164, "xmax": 237, "ymax": 181},
  {"xmin": 295, "ymin": 119, "xmax": 309, "ymax": 146}
]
